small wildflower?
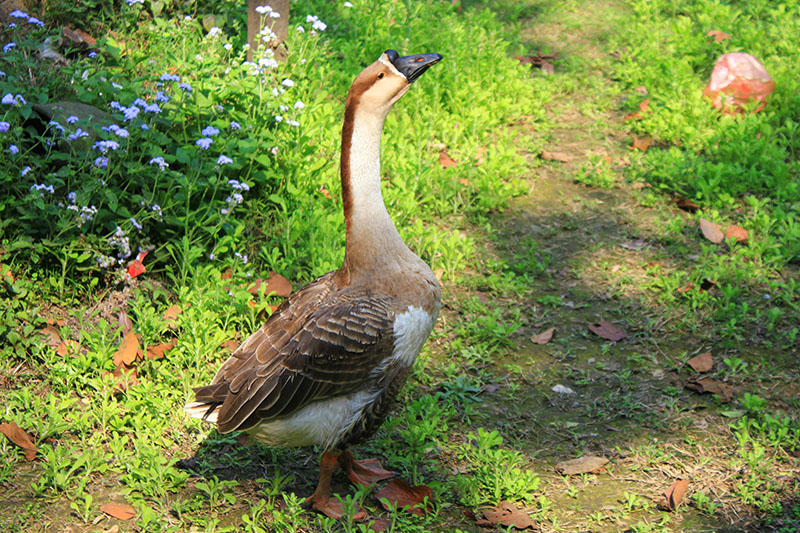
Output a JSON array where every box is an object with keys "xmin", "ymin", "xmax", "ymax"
[
  {"xmin": 110, "ymin": 101, "xmax": 122, "ymax": 110},
  {"xmin": 196, "ymin": 137, "xmax": 213, "ymax": 149},
  {"xmin": 130, "ymin": 217, "xmax": 142, "ymax": 231},
  {"xmin": 9, "ymin": 10, "xmax": 27, "ymax": 18},
  {"xmin": 294, "ymin": 100, "xmax": 305, "ymax": 109},
  {"xmin": 217, "ymin": 155, "xmax": 233, "ymax": 165},
  {"xmin": 270, "ymin": 11, "xmax": 280, "ymax": 18},
  {"xmin": 178, "ymin": 82, "xmax": 193, "ymax": 92},
  {"xmin": 96, "ymin": 254, "xmax": 116, "ymax": 268},
  {"xmin": 21, "ymin": 166, "xmax": 32, "ymax": 176},
  {"xmin": 67, "ymin": 128, "xmax": 89, "ymax": 141},
  {"xmin": 27, "ymin": 17, "xmax": 44, "ymax": 27},
  {"xmin": 122, "ymin": 105, "xmax": 140, "ymax": 121},
  {"xmin": 127, "ymin": 0, "xmax": 144, "ymax": 5},
  {"xmin": 201, "ymin": 125, "xmax": 220, "ymax": 136},
  {"xmin": 209, "ymin": 252, "xmax": 215, "ymax": 260},
  {"xmin": 224, "ymin": 43, "xmax": 233, "ymax": 51},
  {"xmin": 312, "ymin": 19, "xmax": 327, "ymax": 31},
  {"xmin": 274, "ymin": 115, "xmax": 283, "ymax": 122},
  {"xmin": 230, "ymin": 120, "xmax": 241, "ymax": 130},
  {"xmin": 287, "ymin": 119, "xmax": 300, "ymax": 127},
  {"xmin": 66, "ymin": 115, "xmax": 78, "ymax": 124},
  {"xmin": 67, "ymin": 191, "xmax": 77, "ymax": 204},
  {"xmin": 155, "ymin": 91, "xmax": 170, "ymax": 104},
  {"xmin": 344, "ymin": 1, "xmax": 354, "ymax": 7},
  {"xmin": 133, "ymin": 97, "xmax": 148, "ymax": 107},
  {"xmin": 3, "ymin": 43, "xmax": 16, "ymax": 54},
  {"xmin": 144, "ymin": 103, "xmax": 162, "ymax": 114},
  {"xmin": 94, "ymin": 157, "xmax": 108, "ymax": 168},
  {"xmin": 151, "ymin": 204, "xmax": 163, "ymax": 218},
  {"xmin": 140, "ymin": 123, "xmax": 149, "ymax": 130},
  {"xmin": 48, "ymin": 121, "xmax": 65, "ymax": 134},
  {"xmin": 235, "ymin": 252, "xmax": 248, "ymax": 264},
  {"xmin": 255, "ymin": 5, "xmax": 272, "ymax": 14},
  {"xmin": 207, "ymin": 27, "xmax": 222, "ymax": 38},
  {"xmin": 281, "ymin": 78, "xmax": 295, "ymax": 87},
  {"xmin": 1, "ymin": 94, "xmax": 12, "ymax": 105},
  {"xmin": 258, "ymin": 57, "xmax": 278, "ymax": 68},
  {"xmin": 149, "ymin": 156, "xmax": 169, "ymax": 170},
  {"xmin": 93, "ymin": 140, "xmax": 120, "ymax": 152},
  {"xmin": 9, "ymin": 144, "xmax": 18, "ymax": 154},
  {"xmin": 0, "ymin": 121, "xmax": 10, "ymax": 132},
  {"xmin": 160, "ymin": 73, "xmax": 180, "ymax": 82},
  {"xmin": 279, "ymin": 104, "xmax": 288, "ymax": 112},
  {"xmin": 296, "ymin": 25, "xmax": 305, "ymax": 33},
  {"xmin": 88, "ymin": 51, "xmax": 97, "ymax": 58}
]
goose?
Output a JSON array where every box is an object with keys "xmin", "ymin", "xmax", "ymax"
[{"xmin": 185, "ymin": 49, "xmax": 443, "ymax": 518}]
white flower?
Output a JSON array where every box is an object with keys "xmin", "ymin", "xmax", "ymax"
[
  {"xmin": 255, "ymin": 5, "xmax": 272, "ymax": 14},
  {"xmin": 344, "ymin": 1, "xmax": 353, "ymax": 7},
  {"xmin": 207, "ymin": 27, "xmax": 222, "ymax": 38},
  {"xmin": 294, "ymin": 100, "xmax": 305, "ymax": 109},
  {"xmin": 281, "ymin": 78, "xmax": 294, "ymax": 87},
  {"xmin": 274, "ymin": 115, "xmax": 283, "ymax": 122}
]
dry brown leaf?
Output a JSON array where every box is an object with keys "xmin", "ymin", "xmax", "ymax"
[
  {"xmin": 117, "ymin": 310, "xmax": 133, "ymax": 337},
  {"xmin": 367, "ymin": 518, "xmax": 391, "ymax": 532},
  {"xmin": 263, "ymin": 272, "xmax": 292, "ymax": 298},
  {"xmin": 146, "ymin": 339, "xmax": 177, "ymax": 360},
  {"xmin": 375, "ymin": 479, "xmax": 433, "ymax": 516},
  {"xmin": 220, "ymin": 268, "xmax": 233, "ymax": 280},
  {"xmin": 676, "ymin": 283, "xmax": 694, "ymax": 294},
  {"xmin": 541, "ymin": 62, "xmax": 555, "ymax": 74},
  {"xmin": 725, "ymin": 225, "xmax": 749, "ymax": 243},
  {"xmin": 0, "ymin": 421, "xmax": 37, "ymax": 461},
  {"xmin": 687, "ymin": 352, "xmax": 713, "ymax": 372},
  {"xmin": 56, "ymin": 340, "xmax": 87, "ymax": 358},
  {"xmin": 531, "ymin": 328, "xmax": 555, "ymax": 345},
  {"xmin": 100, "ymin": 502, "xmax": 136, "ymax": 520},
  {"xmin": 587, "ymin": 321, "xmax": 628, "ymax": 341},
  {"xmin": 662, "ymin": 479, "xmax": 690, "ymax": 511},
  {"xmin": 541, "ymin": 151, "xmax": 571, "ymax": 162},
  {"xmin": 685, "ymin": 377, "xmax": 733, "ymax": 401},
  {"xmin": 113, "ymin": 331, "xmax": 141, "ymax": 367},
  {"xmin": 707, "ymin": 30, "xmax": 731, "ymax": 42},
  {"xmin": 221, "ymin": 339, "xmax": 240, "ymax": 352},
  {"xmin": 555, "ymin": 455, "xmax": 609, "ymax": 475},
  {"xmin": 624, "ymin": 98, "xmax": 650, "ymax": 121},
  {"xmin": 476, "ymin": 501, "xmax": 535, "ymax": 530},
  {"xmin": 673, "ymin": 196, "xmax": 700, "ymax": 213},
  {"xmin": 163, "ymin": 304, "xmax": 183, "ymax": 323},
  {"xmin": 630, "ymin": 135, "xmax": 652, "ymax": 151},
  {"xmin": 319, "ymin": 185, "xmax": 333, "ymax": 199},
  {"xmin": 439, "ymin": 150, "xmax": 457, "ymax": 168},
  {"xmin": 39, "ymin": 325, "xmax": 62, "ymax": 348},
  {"xmin": 699, "ymin": 218, "xmax": 724, "ymax": 243},
  {"xmin": 475, "ymin": 146, "xmax": 488, "ymax": 166}
]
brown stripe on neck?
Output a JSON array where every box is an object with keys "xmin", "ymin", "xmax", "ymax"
[{"xmin": 339, "ymin": 76, "xmax": 374, "ymax": 241}]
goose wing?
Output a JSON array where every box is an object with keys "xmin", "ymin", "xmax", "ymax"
[{"xmin": 191, "ymin": 272, "xmax": 396, "ymax": 433}]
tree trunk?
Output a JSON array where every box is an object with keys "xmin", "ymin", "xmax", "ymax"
[{"xmin": 247, "ymin": 0, "xmax": 290, "ymax": 62}]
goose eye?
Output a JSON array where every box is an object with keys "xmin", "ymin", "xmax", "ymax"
[{"xmin": 377, "ymin": 72, "xmax": 385, "ymax": 79}]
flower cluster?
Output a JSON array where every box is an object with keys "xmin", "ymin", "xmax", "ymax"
[
  {"xmin": 108, "ymin": 226, "xmax": 132, "ymax": 259},
  {"xmin": 306, "ymin": 15, "xmax": 328, "ymax": 32},
  {"xmin": 221, "ymin": 179, "xmax": 251, "ymax": 215},
  {"xmin": 9, "ymin": 10, "xmax": 44, "ymax": 27},
  {"xmin": 30, "ymin": 183, "xmax": 54, "ymax": 194}
]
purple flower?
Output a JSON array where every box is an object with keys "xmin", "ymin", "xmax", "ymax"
[
  {"xmin": 0, "ymin": 121, "xmax": 9, "ymax": 132},
  {"xmin": 149, "ymin": 156, "xmax": 169, "ymax": 170},
  {"xmin": 160, "ymin": 73, "xmax": 180, "ymax": 82},
  {"xmin": 196, "ymin": 137, "xmax": 213, "ymax": 149},
  {"xmin": 201, "ymin": 125, "xmax": 220, "ymax": 136},
  {"xmin": 66, "ymin": 115, "xmax": 78, "ymax": 124},
  {"xmin": 4, "ymin": 43, "xmax": 16, "ymax": 53},
  {"xmin": 93, "ymin": 140, "xmax": 120, "ymax": 152},
  {"xmin": 230, "ymin": 121, "xmax": 241, "ymax": 130},
  {"xmin": 130, "ymin": 217, "xmax": 142, "ymax": 231},
  {"xmin": 122, "ymin": 106, "xmax": 140, "ymax": 121},
  {"xmin": 67, "ymin": 128, "xmax": 89, "ymax": 141},
  {"xmin": 155, "ymin": 91, "xmax": 170, "ymax": 104},
  {"xmin": 133, "ymin": 98, "xmax": 148, "ymax": 107},
  {"xmin": 9, "ymin": 144, "xmax": 18, "ymax": 154},
  {"xmin": 94, "ymin": 157, "xmax": 109, "ymax": 168},
  {"xmin": 21, "ymin": 166, "xmax": 32, "ymax": 176},
  {"xmin": 178, "ymin": 82, "xmax": 193, "ymax": 92},
  {"xmin": 144, "ymin": 103, "xmax": 162, "ymax": 114},
  {"xmin": 89, "ymin": 51, "xmax": 97, "ymax": 58},
  {"xmin": 9, "ymin": 10, "xmax": 27, "ymax": 19},
  {"xmin": 217, "ymin": 155, "xmax": 233, "ymax": 165},
  {"xmin": 27, "ymin": 17, "xmax": 44, "ymax": 27}
]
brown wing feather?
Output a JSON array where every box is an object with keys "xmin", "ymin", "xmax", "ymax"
[{"xmin": 192, "ymin": 272, "xmax": 396, "ymax": 433}]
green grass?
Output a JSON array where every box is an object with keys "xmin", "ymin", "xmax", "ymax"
[{"xmin": 2, "ymin": 0, "xmax": 800, "ymax": 531}]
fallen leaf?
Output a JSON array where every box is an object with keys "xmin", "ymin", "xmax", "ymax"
[
  {"xmin": 676, "ymin": 283, "xmax": 693, "ymax": 293},
  {"xmin": 541, "ymin": 151, "xmax": 571, "ymax": 162},
  {"xmin": 458, "ymin": 178, "xmax": 471, "ymax": 187},
  {"xmin": 368, "ymin": 518, "xmax": 391, "ymax": 532},
  {"xmin": 163, "ymin": 304, "xmax": 183, "ymax": 323},
  {"xmin": 439, "ymin": 150, "xmax": 457, "ymax": 168},
  {"xmin": 146, "ymin": 339, "xmax": 177, "ymax": 360},
  {"xmin": 113, "ymin": 331, "xmax": 141, "ymax": 367},
  {"xmin": 0, "ymin": 421, "xmax": 37, "ymax": 461},
  {"xmin": 541, "ymin": 62, "xmax": 555, "ymax": 74},
  {"xmin": 687, "ymin": 352, "xmax": 713, "ymax": 372},
  {"xmin": 117, "ymin": 310, "xmax": 133, "ymax": 337},
  {"xmin": 555, "ymin": 455, "xmax": 609, "ymax": 475},
  {"xmin": 635, "ymin": 86, "xmax": 648, "ymax": 95},
  {"xmin": 221, "ymin": 339, "xmax": 240, "ymax": 352},
  {"xmin": 707, "ymin": 30, "xmax": 731, "ymax": 42},
  {"xmin": 100, "ymin": 502, "xmax": 136, "ymax": 520},
  {"xmin": 662, "ymin": 479, "xmax": 690, "ymax": 511},
  {"xmin": 56, "ymin": 340, "xmax": 87, "ymax": 357},
  {"xmin": 39, "ymin": 325, "xmax": 62, "ymax": 348},
  {"xmin": 375, "ymin": 479, "xmax": 433, "ymax": 516},
  {"xmin": 673, "ymin": 196, "xmax": 700, "ymax": 213},
  {"xmin": 513, "ymin": 52, "xmax": 556, "ymax": 66},
  {"xmin": 725, "ymin": 225, "xmax": 749, "ymax": 243},
  {"xmin": 624, "ymin": 98, "xmax": 650, "ymax": 121},
  {"xmin": 319, "ymin": 185, "xmax": 332, "ymax": 199},
  {"xmin": 531, "ymin": 328, "xmax": 555, "ymax": 345},
  {"xmin": 685, "ymin": 377, "xmax": 733, "ymax": 401},
  {"xmin": 263, "ymin": 272, "xmax": 292, "ymax": 297},
  {"xmin": 587, "ymin": 321, "xmax": 628, "ymax": 341},
  {"xmin": 699, "ymin": 218, "xmax": 724, "ymax": 243},
  {"xmin": 475, "ymin": 146, "xmax": 488, "ymax": 166},
  {"xmin": 476, "ymin": 500, "xmax": 535, "ymax": 530},
  {"xmin": 630, "ymin": 135, "xmax": 652, "ymax": 151},
  {"xmin": 221, "ymin": 268, "xmax": 233, "ymax": 280},
  {"xmin": 719, "ymin": 409, "xmax": 746, "ymax": 418}
]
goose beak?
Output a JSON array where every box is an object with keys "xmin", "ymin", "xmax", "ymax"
[{"xmin": 385, "ymin": 49, "xmax": 443, "ymax": 83}]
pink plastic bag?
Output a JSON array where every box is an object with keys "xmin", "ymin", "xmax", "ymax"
[{"xmin": 703, "ymin": 53, "xmax": 775, "ymax": 113}]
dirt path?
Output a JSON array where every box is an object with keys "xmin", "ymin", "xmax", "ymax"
[{"xmin": 463, "ymin": 1, "xmax": 798, "ymax": 531}]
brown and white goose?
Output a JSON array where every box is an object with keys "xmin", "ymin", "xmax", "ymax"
[{"xmin": 185, "ymin": 49, "xmax": 443, "ymax": 518}]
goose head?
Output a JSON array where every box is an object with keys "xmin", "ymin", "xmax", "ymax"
[{"xmin": 346, "ymin": 49, "xmax": 443, "ymax": 115}]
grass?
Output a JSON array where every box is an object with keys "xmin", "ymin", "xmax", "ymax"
[{"xmin": 1, "ymin": 0, "xmax": 800, "ymax": 531}]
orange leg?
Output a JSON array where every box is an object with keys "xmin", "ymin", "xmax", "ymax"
[{"xmin": 305, "ymin": 451, "xmax": 368, "ymax": 520}]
